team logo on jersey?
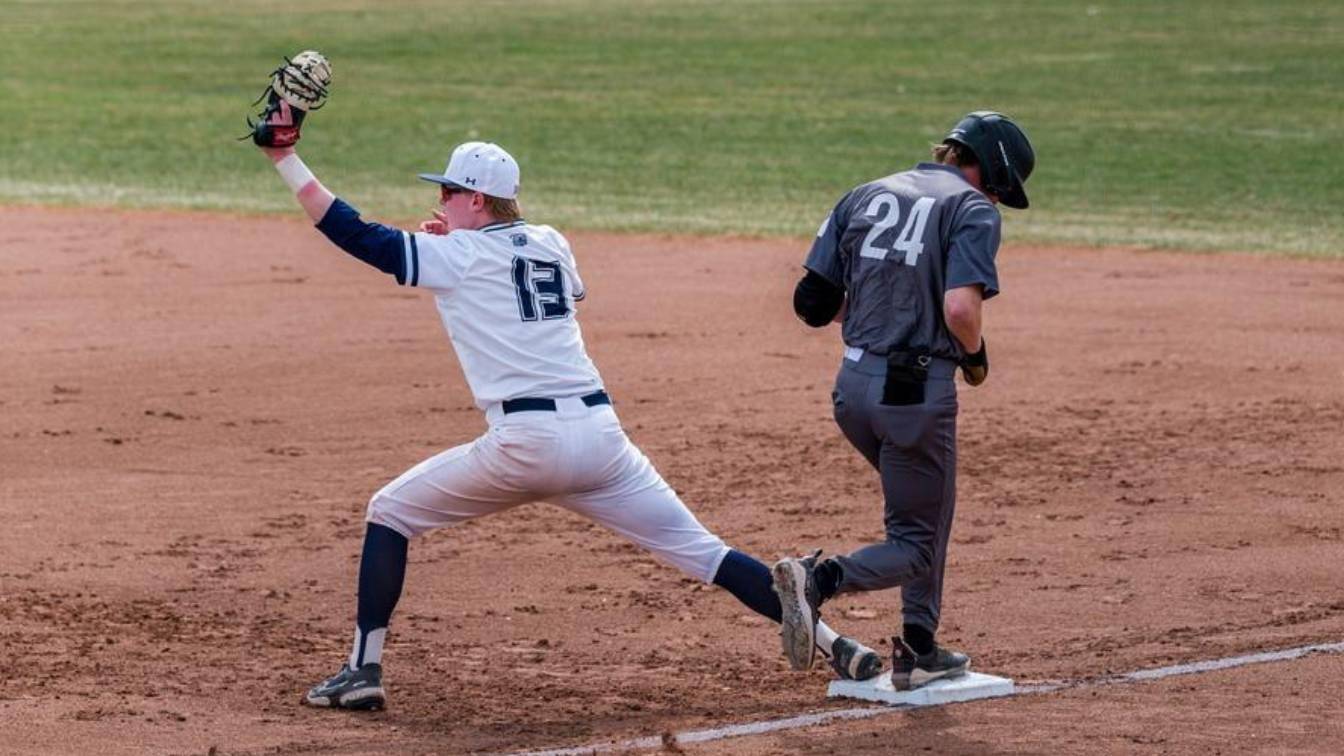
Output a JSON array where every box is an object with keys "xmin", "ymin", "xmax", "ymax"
[{"xmin": 511, "ymin": 233, "xmax": 528, "ymax": 247}]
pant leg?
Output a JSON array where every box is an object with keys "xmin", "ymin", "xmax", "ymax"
[
  {"xmin": 899, "ymin": 390, "xmax": 957, "ymax": 632},
  {"xmin": 366, "ymin": 419, "xmax": 558, "ymax": 538},
  {"xmin": 554, "ymin": 407, "xmax": 729, "ymax": 583},
  {"xmin": 830, "ymin": 365, "xmax": 958, "ymax": 596}
]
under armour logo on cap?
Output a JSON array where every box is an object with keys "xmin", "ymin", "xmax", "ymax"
[{"xmin": 416, "ymin": 141, "xmax": 521, "ymax": 199}]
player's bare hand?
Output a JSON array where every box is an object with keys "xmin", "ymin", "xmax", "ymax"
[{"xmin": 420, "ymin": 209, "xmax": 450, "ymax": 235}]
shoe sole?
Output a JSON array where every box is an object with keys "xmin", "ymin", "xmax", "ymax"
[
  {"xmin": 771, "ymin": 559, "xmax": 817, "ymax": 671},
  {"xmin": 891, "ymin": 661, "xmax": 970, "ymax": 691},
  {"xmin": 304, "ymin": 686, "xmax": 386, "ymax": 711}
]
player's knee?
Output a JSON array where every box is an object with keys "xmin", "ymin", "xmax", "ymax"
[
  {"xmin": 365, "ymin": 490, "xmax": 413, "ymax": 538},
  {"xmin": 912, "ymin": 546, "xmax": 934, "ymax": 575},
  {"xmin": 887, "ymin": 531, "xmax": 935, "ymax": 574},
  {"xmin": 365, "ymin": 493, "xmax": 390, "ymax": 525},
  {"xmin": 662, "ymin": 537, "xmax": 728, "ymax": 584},
  {"xmin": 365, "ymin": 488, "xmax": 388, "ymax": 517}
]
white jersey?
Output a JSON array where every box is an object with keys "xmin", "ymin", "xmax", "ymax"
[{"xmin": 398, "ymin": 220, "xmax": 603, "ymax": 408}]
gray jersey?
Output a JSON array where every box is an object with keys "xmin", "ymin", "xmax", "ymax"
[{"xmin": 804, "ymin": 162, "xmax": 1001, "ymax": 361}]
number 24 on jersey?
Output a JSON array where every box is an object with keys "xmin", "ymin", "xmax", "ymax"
[{"xmin": 858, "ymin": 193, "xmax": 934, "ymax": 266}]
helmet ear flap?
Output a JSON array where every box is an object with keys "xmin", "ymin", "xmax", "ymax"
[
  {"xmin": 984, "ymin": 120, "xmax": 1034, "ymax": 209},
  {"xmin": 984, "ymin": 127, "xmax": 1016, "ymax": 193}
]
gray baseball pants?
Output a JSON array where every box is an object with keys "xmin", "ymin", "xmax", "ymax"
[{"xmin": 829, "ymin": 350, "xmax": 959, "ymax": 633}]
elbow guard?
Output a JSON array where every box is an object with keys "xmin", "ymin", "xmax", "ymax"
[{"xmin": 793, "ymin": 270, "xmax": 844, "ymax": 328}]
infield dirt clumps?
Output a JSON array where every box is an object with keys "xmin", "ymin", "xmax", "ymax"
[{"xmin": 2, "ymin": 206, "xmax": 1343, "ymax": 754}]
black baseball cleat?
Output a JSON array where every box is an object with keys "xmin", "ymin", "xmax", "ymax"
[
  {"xmin": 890, "ymin": 637, "xmax": 970, "ymax": 691},
  {"xmin": 771, "ymin": 550, "xmax": 826, "ymax": 671},
  {"xmin": 304, "ymin": 663, "xmax": 386, "ymax": 710},
  {"xmin": 827, "ymin": 636, "xmax": 884, "ymax": 681}
]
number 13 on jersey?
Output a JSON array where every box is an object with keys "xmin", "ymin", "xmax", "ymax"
[
  {"xmin": 512, "ymin": 256, "xmax": 570, "ymax": 321},
  {"xmin": 858, "ymin": 194, "xmax": 935, "ymax": 266}
]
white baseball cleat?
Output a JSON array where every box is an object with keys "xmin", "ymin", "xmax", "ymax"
[{"xmin": 772, "ymin": 551, "xmax": 824, "ymax": 671}]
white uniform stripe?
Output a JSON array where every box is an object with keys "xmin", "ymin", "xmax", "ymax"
[
  {"xmin": 513, "ymin": 639, "xmax": 1344, "ymax": 756},
  {"xmin": 401, "ymin": 232, "xmax": 414, "ymax": 287},
  {"xmin": 409, "ymin": 233, "xmax": 419, "ymax": 286}
]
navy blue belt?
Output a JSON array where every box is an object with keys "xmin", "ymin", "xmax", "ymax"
[{"xmin": 501, "ymin": 390, "xmax": 611, "ymax": 415}]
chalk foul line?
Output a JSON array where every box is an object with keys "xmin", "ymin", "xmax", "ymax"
[{"xmin": 513, "ymin": 639, "xmax": 1344, "ymax": 756}]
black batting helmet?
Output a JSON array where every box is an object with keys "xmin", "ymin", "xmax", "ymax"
[{"xmin": 943, "ymin": 111, "xmax": 1035, "ymax": 209}]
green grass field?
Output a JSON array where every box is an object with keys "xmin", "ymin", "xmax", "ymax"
[{"xmin": 2, "ymin": 0, "xmax": 1341, "ymax": 254}]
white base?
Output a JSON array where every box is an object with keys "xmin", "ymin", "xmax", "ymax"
[{"xmin": 828, "ymin": 671, "xmax": 1014, "ymax": 706}]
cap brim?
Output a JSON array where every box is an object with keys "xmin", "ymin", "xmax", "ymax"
[{"xmin": 417, "ymin": 173, "xmax": 468, "ymax": 189}]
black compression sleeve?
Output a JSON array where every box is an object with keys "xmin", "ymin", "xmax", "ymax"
[
  {"xmin": 315, "ymin": 198, "xmax": 409, "ymax": 283},
  {"xmin": 793, "ymin": 269, "xmax": 845, "ymax": 328}
]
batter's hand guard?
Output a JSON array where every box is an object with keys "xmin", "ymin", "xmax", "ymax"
[
  {"xmin": 243, "ymin": 51, "xmax": 332, "ymax": 148},
  {"xmin": 960, "ymin": 339, "xmax": 989, "ymax": 386}
]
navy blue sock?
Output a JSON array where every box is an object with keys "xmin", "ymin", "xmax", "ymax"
[
  {"xmin": 353, "ymin": 523, "xmax": 408, "ymax": 665},
  {"xmin": 712, "ymin": 549, "xmax": 782, "ymax": 623},
  {"xmin": 904, "ymin": 623, "xmax": 935, "ymax": 656}
]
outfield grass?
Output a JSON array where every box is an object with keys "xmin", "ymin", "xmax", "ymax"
[{"xmin": 2, "ymin": 0, "xmax": 1341, "ymax": 254}]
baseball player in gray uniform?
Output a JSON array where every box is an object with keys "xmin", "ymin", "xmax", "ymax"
[
  {"xmin": 251, "ymin": 127, "xmax": 883, "ymax": 708},
  {"xmin": 772, "ymin": 112, "xmax": 1035, "ymax": 690}
]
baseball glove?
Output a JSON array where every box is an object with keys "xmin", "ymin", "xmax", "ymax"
[{"xmin": 243, "ymin": 51, "xmax": 332, "ymax": 148}]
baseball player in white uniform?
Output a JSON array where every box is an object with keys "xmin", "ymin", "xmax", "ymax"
[{"xmin": 255, "ymin": 139, "xmax": 883, "ymax": 710}]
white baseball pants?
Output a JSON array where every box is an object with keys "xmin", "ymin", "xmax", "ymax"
[{"xmin": 366, "ymin": 396, "xmax": 730, "ymax": 582}]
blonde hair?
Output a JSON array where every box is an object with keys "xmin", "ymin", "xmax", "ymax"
[
  {"xmin": 486, "ymin": 195, "xmax": 522, "ymax": 222},
  {"xmin": 931, "ymin": 142, "xmax": 978, "ymax": 168}
]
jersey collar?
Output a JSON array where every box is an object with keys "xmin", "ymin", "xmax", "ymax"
[
  {"xmin": 916, "ymin": 162, "xmax": 980, "ymax": 192},
  {"xmin": 916, "ymin": 162, "xmax": 965, "ymax": 177},
  {"xmin": 479, "ymin": 219, "xmax": 527, "ymax": 233}
]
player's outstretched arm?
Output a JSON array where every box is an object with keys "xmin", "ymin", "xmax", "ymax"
[
  {"xmin": 262, "ymin": 146, "xmax": 334, "ymax": 222},
  {"xmin": 257, "ymin": 143, "xmax": 418, "ymax": 285},
  {"xmin": 258, "ymin": 145, "xmax": 411, "ymax": 280},
  {"xmin": 247, "ymin": 51, "xmax": 416, "ymax": 286}
]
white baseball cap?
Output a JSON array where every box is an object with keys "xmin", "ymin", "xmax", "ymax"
[{"xmin": 417, "ymin": 141, "xmax": 520, "ymax": 199}]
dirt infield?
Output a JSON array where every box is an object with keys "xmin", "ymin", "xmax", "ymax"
[{"xmin": 2, "ymin": 206, "xmax": 1343, "ymax": 754}]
